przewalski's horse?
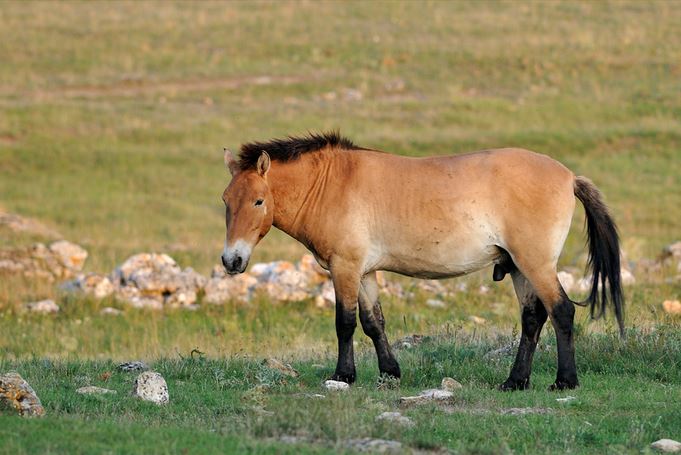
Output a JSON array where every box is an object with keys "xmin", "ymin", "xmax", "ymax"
[{"xmin": 221, "ymin": 132, "xmax": 624, "ymax": 391}]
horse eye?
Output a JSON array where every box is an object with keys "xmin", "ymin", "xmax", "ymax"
[{"xmin": 255, "ymin": 199, "xmax": 264, "ymax": 207}]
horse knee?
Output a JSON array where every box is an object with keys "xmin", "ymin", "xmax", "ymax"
[{"xmin": 335, "ymin": 306, "xmax": 357, "ymax": 340}]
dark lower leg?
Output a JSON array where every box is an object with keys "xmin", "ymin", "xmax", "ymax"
[
  {"xmin": 359, "ymin": 301, "xmax": 400, "ymax": 378},
  {"xmin": 333, "ymin": 303, "xmax": 357, "ymax": 383},
  {"xmin": 549, "ymin": 298, "xmax": 578, "ymax": 390},
  {"xmin": 500, "ymin": 297, "xmax": 548, "ymax": 391}
]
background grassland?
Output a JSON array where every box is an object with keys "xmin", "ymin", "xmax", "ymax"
[
  {"xmin": 1, "ymin": 1, "xmax": 680, "ymax": 273},
  {"xmin": 0, "ymin": 1, "xmax": 680, "ymax": 454}
]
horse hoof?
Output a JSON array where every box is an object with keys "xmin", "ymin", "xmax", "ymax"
[
  {"xmin": 498, "ymin": 378, "xmax": 530, "ymax": 391},
  {"xmin": 548, "ymin": 380, "xmax": 578, "ymax": 391},
  {"xmin": 331, "ymin": 372, "xmax": 356, "ymax": 384}
]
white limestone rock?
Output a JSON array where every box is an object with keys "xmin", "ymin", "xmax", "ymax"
[
  {"xmin": 133, "ymin": 371, "xmax": 169, "ymax": 405},
  {"xmin": 76, "ymin": 386, "xmax": 116, "ymax": 395},
  {"xmin": 49, "ymin": 240, "xmax": 88, "ymax": 273},
  {"xmin": 651, "ymin": 439, "xmax": 681, "ymax": 453},
  {"xmin": 400, "ymin": 388, "xmax": 453, "ymax": 405},
  {"xmin": 24, "ymin": 299, "xmax": 59, "ymax": 314},
  {"xmin": 323, "ymin": 380, "xmax": 350, "ymax": 391}
]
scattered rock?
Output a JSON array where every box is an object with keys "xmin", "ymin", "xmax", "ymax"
[
  {"xmin": 76, "ymin": 386, "xmax": 116, "ymax": 395},
  {"xmin": 556, "ymin": 396, "xmax": 577, "ymax": 403},
  {"xmin": 376, "ymin": 411, "xmax": 414, "ymax": 427},
  {"xmin": 63, "ymin": 273, "xmax": 115, "ymax": 299},
  {"xmin": 203, "ymin": 272, "xmax": 258, "ymax": 304},
  {"xmin": 621, "ymin": 268, "xmax": 636, "ymax": 286},
  {"xmin": 400, "ymin": 389, "xmax": 453, "ymax": 405},
  {"xmin": 651, "ymin": 439, "xmax": 681, "ymax": 453},
  {"xmin": 418, "ymin": 280, "xmax": 450, "ymax": 296},
  {"xmin": 478, "ymin": 285, "xmax": 490, "ymax": 295},
  {"xmin": 441, "ymin": 377, "xmax": 463, "ymax": 391},
  {"xmin": 24, "ymin": 299, "xmax": 59, "ymax": 314},
  {"xmin": 100, "ymin": 307, "xmax": 122, "ymax": 316},
  {"xmin": 323, "ymin": 380, "xmax": 350, "ymax": 391},
  {"xmin": 0, "ymin": 241, "xmax": 88, "ymax": 281},
  {"xmin": 577, "ymin": 268, "xmax": 636, "ymax": 293},
  {"xmin": 133, "ymin": 371, "xmax": 169, "ymax": 405},
  {"xmin": 345, "ymin": 438, "xmax": 402, "ymax": 454},
  {"xmin": 426, "ymin": 298, "xmax": 446, "ymax": 309},
  {"xmin": 501, "ymin": 407, "xmax": 553, "ymax": 416},
  {"xmin": 662, "ymin": 300, "xmax": 681, "ymax": 315},
  {"xmin": 314, "ymin": 280, "xmax": 336, "ymax": 308},
  {"xmin": 117, "ymin": 361, "xmax": 149, "ymax": 372},
  {"xmin": 114, "ymin": 253, "xmax": 206, "ymax": 308},
  {"xmin": 0, "ymin": 372, "xmax": 45, "ymax": 417},
  {"xmin": 263, "ymin": 358, "xmax": 299, "ymax": 377},
  {"xmin": 49, "ymin": 240, "xmax": 88, "ymax": 272},
  {"xmin": 662, "ymin": 241, "xmax": 681, "ymax": 261}
]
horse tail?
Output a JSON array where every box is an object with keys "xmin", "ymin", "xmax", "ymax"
[{"xmin": 573, "ymin": 176, "xmax": 625, "ymax": 338}]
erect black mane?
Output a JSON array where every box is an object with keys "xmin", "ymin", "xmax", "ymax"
[{"xmin": 238, "ymin": 131, "xmax": 358, "ymax": 170}]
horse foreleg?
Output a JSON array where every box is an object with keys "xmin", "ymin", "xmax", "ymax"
[
  {"xmin": 358, "ymin": 273, "xmax": 401, "ymax": 379},
  {"xmin": 500, "ymin": 269, "xmax": 548, "ymax": 391},
  {"xmin": 330, "ymin": 260, "xmax": 361, "ymax": 383}
]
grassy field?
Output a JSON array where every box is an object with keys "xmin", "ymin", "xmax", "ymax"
[
  {"xmin": 1, "ymin": 1, "xmax": 680, "ymax": 454},
  {"xmin": 2, "ymin": 329, "xmax": 680, "ymax": 454}
]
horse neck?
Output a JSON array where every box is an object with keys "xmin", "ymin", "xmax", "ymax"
[{"xmin": 268, "ymin": 153, "xmax": 331, "ymax": 244}]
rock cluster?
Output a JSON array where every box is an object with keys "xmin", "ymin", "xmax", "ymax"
[
  {"xmin": 0, "ymin": 372, "xmax": 45, "ymax": 417},
  {"xmin": 18, "ymin": 240, "xmax": 678, "ymax": 310},
  {"xmin": 0, "ymin": 240, "xmax": 87, "ymax": 281}
]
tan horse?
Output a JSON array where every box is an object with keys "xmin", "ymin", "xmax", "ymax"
[{"xmin": 221, "ymin": 132, "xmax": 624, "ymax": 391}]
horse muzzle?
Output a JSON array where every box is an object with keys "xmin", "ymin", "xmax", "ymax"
[{"xmin": 221, "ymin": 253, "xmax": 248, "ymax": 275}]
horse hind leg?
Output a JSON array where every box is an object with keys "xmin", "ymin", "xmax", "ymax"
[
  {"xmin": 510, "ymin": 257, "xmax": 579, "ymax": 391},
  {"xmin": 499, "ymin": 267, "xmax": 548, "ymax": 391},
  {"xmin": 358, "ymin": 272, "xmax": 401, "ymax": 379}
]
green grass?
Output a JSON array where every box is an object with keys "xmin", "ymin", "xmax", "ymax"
[
  {"xmin": 2, "ymin": 329, "xmax": 680, "ymax": 454},
  {"xmin": 1, "ymin": 1, "xmax": 680, "ymax": 453}
]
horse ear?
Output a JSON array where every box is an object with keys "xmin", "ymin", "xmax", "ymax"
[
  {"xmin": 256, "ymin": 152, "xmax": 271, "ymax": 177},
  {"xmin": 224, "ymin": 148, "xmax": 239, "ymax": 176}
]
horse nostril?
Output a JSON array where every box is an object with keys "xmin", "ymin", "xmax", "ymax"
[
  {"xmin": 232, "ymin": 255, "xmax": 243, "ymax": 270},
  {"xmin": 221, "ymin": 255, "xmax": 229, "ymax": 268}
]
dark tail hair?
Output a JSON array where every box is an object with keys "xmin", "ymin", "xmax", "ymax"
[{"xmin": 573, "ymin": 176, "xmax": 625, "ymax": 337}]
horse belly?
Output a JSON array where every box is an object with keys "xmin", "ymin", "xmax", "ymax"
[{"xmin": 369, "ymin": 229, "xmax": 501, "ymax": 279}]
